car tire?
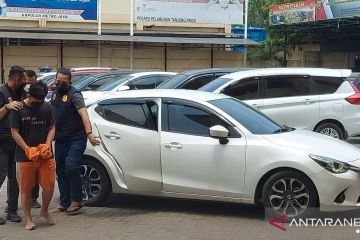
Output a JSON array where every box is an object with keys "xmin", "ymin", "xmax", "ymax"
[
  {"xmin": 315, "ymin": 122, "xmax": 344, "ymax": 140},
  {"xmin": 81, "ymin": 157, "xmax": 111, "ymax": 206},
  {"xmin": 262, "ymin": 170, "xmax": 318, "ymax": 219}
]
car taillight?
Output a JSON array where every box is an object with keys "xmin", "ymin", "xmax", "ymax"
[{"xmin": 346, "ymin": 81, "xmax": 360, "ymax": 105}]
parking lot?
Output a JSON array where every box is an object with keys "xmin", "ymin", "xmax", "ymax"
[{"xmin": 0, "ymin": 139, "xmax": 359, "ymax": 240}]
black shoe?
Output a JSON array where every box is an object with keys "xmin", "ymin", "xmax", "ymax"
[
  {"xmin": 0, "ymin": 217, "xmax": 5, "ymax": 225},
  {"xmin": 6, "ymin": 212, "xmax": 22, "ymax": 223},
  {"xmin": 31, "ymin": 200, "xmax": 41, "ymax": 209}
]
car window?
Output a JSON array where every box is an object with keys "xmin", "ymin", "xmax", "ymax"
[
  {"xmin": 210, "ymin": 98, "xmax": 283, "ymax": 135},
  {"xmin": 157, "ymin": 74, "xmax": 187, "ymax": 89},
  {"xmin": 181, "ymin": 75, "xmax": 218, "ymax": 90},
  {"xmin": 97, "ymin": 75, "xmax": 133, "ymax": 91},
  {"xmin": 85, "ymin": 76, "xmax": 119, "ymax": 91},
  {"xmin": 132, "ymin": 76, "xmax": 165, "ymax": 89},
  {"xmin": 146, "ymin": 101, "xmax": 159, "ymax": 130},
  {"xmin": 96, "ymin": 103, "xmax": 148, "ymax": 129},
  {"xmin": 198, "ymin": 77, "xmax": 233, "ymax": 92},
  {"xmin": 165, "ymin": 103, "xmax": 237, "ymax": 137},
  {"xmin": 311, "ymin": 76, "xmax": 344, "ymax": 95},
  {"xmin": 41, "ymin": 75, "xmax": 56, "ymax": 85},
  {"xmin": 71, "ymin": 74, "xmax": 90, "ymax": 85},
  {"xmin": 265, "ymin": 76, "xmax": 310, "ymax": 98},
  {"xmin": 222, "ymin": 78, "xmax": 260, "ymax": 100}
]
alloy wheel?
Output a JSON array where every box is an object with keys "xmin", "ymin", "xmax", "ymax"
[
  {"xmin": 80, "ymin": 164, "xmax": 102, "ymax": 201},
  {"xmin": 319, "ymin": 128, "xmax": 340, "ymax": 138}
]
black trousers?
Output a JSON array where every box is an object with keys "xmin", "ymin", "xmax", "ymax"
[{"xmin": 0, "ymin": 146, "xmax": 19, "ymax": 213}]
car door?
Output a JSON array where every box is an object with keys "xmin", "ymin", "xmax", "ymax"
[
  {"xmin": 220, "ymin": 77, "xmax": 263, "ymax": 110},
  {"xmin": 262, "ymin": 75, "xmax": 320, "ymax": 129},
  {"xmin": 160, "ymin": 99, "xmax": 246, "ymax": 198},
  {"xmin": 93, "ymin": 99, "xmax": 162, "ymax": 191}
]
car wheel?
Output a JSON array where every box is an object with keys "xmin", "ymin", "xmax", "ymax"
[
  {"xmin": 81, "ymin": 157, "xmax": 111, "ymax": 206},
  {"xmin": 315, "ymin": 122, "xmax": 344, "ymax": 140},
  {"xmin": 262, "ymin": 170, "xmax": 318, "ymax": 218}
]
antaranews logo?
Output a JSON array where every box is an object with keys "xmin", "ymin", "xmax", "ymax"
[{"xmin": 268, "ymin": 214, "xmax": 360, "ymax": 233}]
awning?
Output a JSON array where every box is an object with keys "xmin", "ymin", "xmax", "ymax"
[{"xmin": 0, "ymin": 31, "xmax": 260, "ymax": 46}]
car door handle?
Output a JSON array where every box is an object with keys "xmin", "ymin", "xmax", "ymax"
[
  {"xmin": 303, "ymin": 99, "xmax": 314, "ymax": 104},
  {"xmin": 164, "ymin": 142, "xmax": 183, "ymax": 149},
  {"xmin": 104, "ymin": 132, "xmax": 121, "ymax": 140}
]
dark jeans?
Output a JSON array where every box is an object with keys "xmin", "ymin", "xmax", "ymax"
[
  {"xmin": 55, "ymin": 135, "xmax": 87, "ymax": 208},
  {"xmin": 0, "ymin": 146, "xmax": 19, "ymax": 213}
]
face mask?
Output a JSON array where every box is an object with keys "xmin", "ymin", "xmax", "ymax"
[
  {"xmin": 23, "ymin": 84, "xmax": 31, "ymax": 93},
  {"xmin": 56, "ymin": 83, "xmax": 70, "ymax": 94}
]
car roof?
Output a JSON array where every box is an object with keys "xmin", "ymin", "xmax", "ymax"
[
  {"xmin": 127, "ymin": 72, "xmax": 177, "ymax": 78},
  {"xmin": 222, "ymin": 68, "xmax": 352, "ymax": 80},
  {"xmin": 178, "ymin": 68, "xmax": 253, "ymax": 76},
  {"xmin": 101, "ymin": 89, "xmax": 226, "ymax": 102}
]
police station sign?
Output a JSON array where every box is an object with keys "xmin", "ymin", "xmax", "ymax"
[
  {"xmin": 0, "ymin": 0, "xmax": 97, "ymax": 21},
  {"xmin": 135, "ymin": 0, "xmax": 244, "ymax": 25}
]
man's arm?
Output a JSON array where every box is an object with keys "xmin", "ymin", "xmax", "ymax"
[
  {"xmin": 11, "ymin": 128, "xmax": 29, "ymax": 151},
  {"xmin": 0, "ymin": 95, "xmax": 23, "ymax": 120},
  {"xmin": 78, "ymin": 108, "xmax": 100, "ymax": 146},
  {"xmin": 46, "ymin": 125, "xmax": 55, "ymax": 145}
]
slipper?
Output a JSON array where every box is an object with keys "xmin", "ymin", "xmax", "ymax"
[
  {"xmin": 51, "ymin": 206, "xmax": 67, "ymax": 213},
  {"xmin": 67, "ymin": 205, "xmax": 83, "ymax": 215}
]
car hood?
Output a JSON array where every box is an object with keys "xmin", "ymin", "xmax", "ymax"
[{"xmin": 263, "ymin": 130, "xmax": 360, "ymax": 163}]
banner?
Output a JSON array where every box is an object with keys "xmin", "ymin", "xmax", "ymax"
[
  {"xmin": 269, "ymin": 0, "xmax": 316, "ymax": 25},
  {"xmin": 317, "ymin": 0, "xmax": 360, "ymax": 21},
  {"xmin": 135, "ymin": 0, "xmax": 244, "ymax": 25},
  {"xmin": 0, "ymin": 0, "xmax": 97, "ymax": 21}
]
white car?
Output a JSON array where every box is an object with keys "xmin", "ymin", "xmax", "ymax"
[
  {"xmin": 200, "ymin": 68, "xmax": 359, "ymax": 140},
  {"xmin": 82, "ymin": 72, "xmax": 177, "ymax": 106},
  {"xmin": 83, "ymin": 89, "xmax": 360, "ymax": 217}
]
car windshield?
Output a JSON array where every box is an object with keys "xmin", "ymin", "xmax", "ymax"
[
  {"xmin": 73, "ymin": 75, "xmax": 97, "ymax": 90},
  {"xmin": 209, "ymin": 98, "xmax": 292, "ymax": 135},
  {"xmin": 97, "ymin": 75, "xmax": 133, "ymax": 91},
  {"xmin": 157, "ymin": 74, "xmax": 188, "ymax": 89},
  {"xmin": 199, "ymin": 78, "xmax": 233, "ymax": 92}
]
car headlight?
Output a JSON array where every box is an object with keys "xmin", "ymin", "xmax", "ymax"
[{"xmin": 309, "ymin": 154, "xmax": 360, "ymax": 174}]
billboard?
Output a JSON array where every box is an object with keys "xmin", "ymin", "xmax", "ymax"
[
  {"xmin": 135, "ymin": 0, "xmax": 244, "ymax": 25},
  {"xmin": 317, "ymin": 0, "xmax": 360, "ymax": 21},
  {"xmin": 0, "ymin": 0, "xmax": 97, "ymax": 21},
  {"xmin": 269, "ymin": 0, "xmax": 316, "ymax": 25}
]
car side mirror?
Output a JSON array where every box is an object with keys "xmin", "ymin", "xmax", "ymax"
[
  {"xmin": 209, "ymin": 125, "xmax": 229, "ymax": 144},
  {"xmin": 117, "ymin": 85, "xmax": 130, "ymax": 92}
]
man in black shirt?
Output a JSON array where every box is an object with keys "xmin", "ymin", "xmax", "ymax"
[
  {"xmin": 10, "ymin": 81, "xmax": 56, "ymax": 230},
  {"xmin": 0, "ymin": 66, "xmax": 25, "ymax": 225}
]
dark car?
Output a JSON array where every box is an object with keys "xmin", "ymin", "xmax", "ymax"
[
  {"xmin": 157, "ymin": 68, "xmax": 252, "ymax": 90},
  {"xmin": 73, "ymin": 71, "xmax": 138, "ymax": 91}
]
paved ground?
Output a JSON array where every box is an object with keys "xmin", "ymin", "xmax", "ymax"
[{"xmin": 0, "ymin": 138, "xmax": 360, "ymax": 240}]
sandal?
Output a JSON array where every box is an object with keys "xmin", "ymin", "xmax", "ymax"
[
  {"xmin": 51, "ymin": 205, "xmax": 67, "ymax": 213},
  {"xmin": 67, "ymin": 204, "xmax": 83, "ymax": 215}
]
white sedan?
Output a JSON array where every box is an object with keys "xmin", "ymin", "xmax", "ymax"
[
  {"xmin": 82, "ymin": 72, "xmax": 176, "ymax": 106},
  {"xmin": 83, "ymin": 89, "xmax": 360, "ymax": 217}
]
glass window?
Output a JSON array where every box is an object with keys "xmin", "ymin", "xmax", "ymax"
[
  {"xmin": 132, "ymin": 76, "xmax": 163, "ymax": 89},
  {"xmin": 71, "ymin": 74, "xmax": 90, "ymax": 85},
  {"xmin": 102, "ymin": 104, "xmax": 148, "ymax": 128},
  {"xmin": 222, "ymin": 78, "xmax": 259, "ymax": 100},
  {"xmin": 311, "ymin": 76, "xmax": 344, "ymax": 95},
  {"xmin": 198, "ymin": 77, "xmax": 233, "ymax": 92},
  {"xmin": 181, "ymin": 75, "xmax": 218, "ymax": 90},
  {"xmin": 84, "ymin": 76, "xmax": 118, "ymax": 91},
  {"xmin": 146, "ymin": 101, "xmax": 159, "ymax": 130},
  {"xmin": 167, "ymin": 104, "xmax": 234, "ymax": 136},
  {"xmin": 209, "ymin": 98, "xmax": 284, "ymax": 135},
  {"xmin": 265, "ymin": 76, "xmax": 310, "ymax": 98},
  {"xmin": 157, "ymin": 74, "xmax": 187, "ymax": 89}
]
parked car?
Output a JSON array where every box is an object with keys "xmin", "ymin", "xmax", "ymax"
[
  {"xmin": 199, "ymin": 68, "xmax": 357, "ymax": 140},
  {"xmin": 73, "ymin": 71, "xmax": 136, "ymax": 92},
  {"xmin": 82, "ymin": 72, "xmax": 177, "ymax": 106},
  {"xmin": 40, "ymin": 67, "xmax": 116, "ymax": 95},
  {"xmin": 83, "ymin": 89, "xmax": 360, "ymax": 217},
  {"xmin": 157, "ymin": 68, "xmax": 252, "ymax": 90}
]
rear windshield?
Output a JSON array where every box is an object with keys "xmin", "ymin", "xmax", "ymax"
[
  {"xmin": 157, "ymin": 74, "xmax": 188, "ymax": 89},
  {"xmin": 199, "ymin": 78, "xmax": 233, "ymax": 92}
]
